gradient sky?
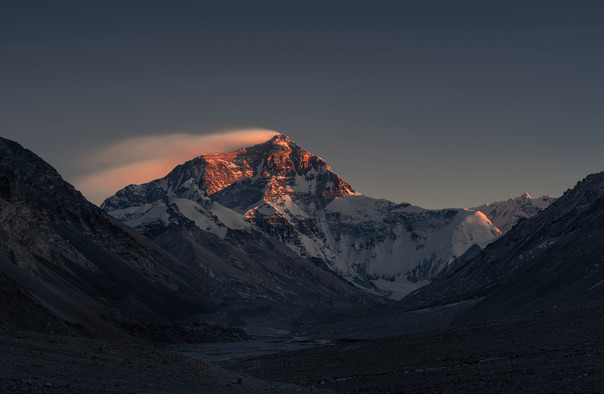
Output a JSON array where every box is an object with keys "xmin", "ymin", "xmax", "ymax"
[{"xmin": 2, "ymin": 1, "xmax": 603, "ymax": 208}]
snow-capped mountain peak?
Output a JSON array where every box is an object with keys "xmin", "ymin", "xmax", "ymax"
[{"xmin": 103, "ymin": 134, "xmax": 501, "ymax": 299}]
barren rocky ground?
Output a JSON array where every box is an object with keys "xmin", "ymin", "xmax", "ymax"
[
  {"xmin": 225, "ymin": 305, "xmax": 604, "ymax": 392},
  {"xmin": 0, "ymin": 330, "xmax": 318, "ymax": 393}
]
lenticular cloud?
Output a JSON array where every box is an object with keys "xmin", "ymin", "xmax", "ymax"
[{"xmin": 73, "ymin": 129, "xmax": 278, "ymax": 205}]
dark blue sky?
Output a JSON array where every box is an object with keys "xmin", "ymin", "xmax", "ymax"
[{"xmin": 2, "ymin": 0, "xmax": 603, "ymax": 207}]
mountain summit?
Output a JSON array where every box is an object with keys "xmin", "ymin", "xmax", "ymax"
[
  {"xmin": 201, "ymin": 133, "xmax": 355, "ymax": 208},
  {"xmin": 103, "ymin": 134, "xmax": 501, "ymax": 299},
  {"xmin": 103, "ymin": 133, "xmax": 355, "ymax": 217},
  {"xmin": 193, "ymin": 133, "xmax": 355, "ymax": 200}
]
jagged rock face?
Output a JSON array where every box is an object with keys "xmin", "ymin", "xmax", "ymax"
[
  {"xmin": 103, "ymin": 134, "xmax": 354, "ymax": 211},
  {"xmin": 205, "ymin": 135, "xmax": 354, "ymax": 200},
  {"xmin": 103, "ymin": 134, "xmax": 501, "ymax": 299},
  {"xmin": 403, "ymin": 171, "xmax": 604, "ymax": 323},
  {"xmin": 472, "ymin": 193, "xmax": 556, "ymax": 233}
]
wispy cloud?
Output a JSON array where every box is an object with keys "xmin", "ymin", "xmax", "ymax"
[{"xmin": 73, "ymin": 129, "xmax": 278, "ymax": 205}]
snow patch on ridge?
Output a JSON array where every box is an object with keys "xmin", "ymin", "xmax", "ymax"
[
  {"xmin": 172, "ymin": 198, "xmax": 228, "ymax": 238},
  {"xmin": 451, "ymin": 211, "xmax": 501, "ymax": 258},
  {"xmin": 211, "ymin": 203, "xmax": 250, "ymax": 230},
  {"xmin": 109, "ymin": 201, "xmax": 171, "ymax": 229}
]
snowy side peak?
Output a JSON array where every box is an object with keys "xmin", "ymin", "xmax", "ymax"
[{"xmin": 472, "ymin": 193, "xmax": 557, "ymax": 233}]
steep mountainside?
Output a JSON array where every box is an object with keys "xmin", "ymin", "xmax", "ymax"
[
  {"xmin": 151, "ymin": 221, "xmax": 377, "ymax": 328},
  {"xmin": 0, "ymin": 137, "xmax": 224, "ymax": 336},
  {"xmin": 403, "ymin": 171, "xmax": 604, "ymax": 323},
  {"xmin": 472, "ymin": 192, "xmax": 556, "ymax": 233},
  {"xmin": 104, "ymin": 134, "xmax": 500, "ymax": 299}
]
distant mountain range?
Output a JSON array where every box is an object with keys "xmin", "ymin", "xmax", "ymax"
[{"xmin": 104, "ymin": 134, "xmax": 550, "ymax": 299}]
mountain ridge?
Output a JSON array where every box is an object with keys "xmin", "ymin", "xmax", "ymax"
[{"xmin": 402, "ymin": 170, "xmax": 604, "ymax": 323}]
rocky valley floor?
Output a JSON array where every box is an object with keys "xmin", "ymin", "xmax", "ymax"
[{"xmin": 224, "ymin": 305, "xmax": 604, "ymax": 392}]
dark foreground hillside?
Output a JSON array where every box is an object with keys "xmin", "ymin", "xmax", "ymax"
[{"xmin": 226, "ymin": 305, "xmax": 604, "ymax": 392}]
